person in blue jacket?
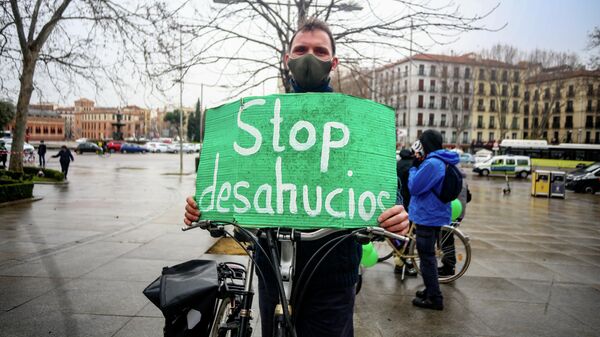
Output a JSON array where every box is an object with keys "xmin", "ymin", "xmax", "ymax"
[{"xmin": 408, "ymin": 129, "xmax": 459, "ymax": 310}]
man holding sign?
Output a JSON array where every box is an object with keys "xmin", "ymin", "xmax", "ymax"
[{"xmin": 184, "ymin": 18, "xmax": 409, "ymax": 337}]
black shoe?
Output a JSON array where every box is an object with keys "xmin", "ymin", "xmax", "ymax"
[
  {"xmin": 412, "ymin": 297, "xmax": 443, "ymax": 311},
  {"xmin": 394, "ymin": 265, "xmax": 418, "ymax": 276},
  {"xmin": 438, "ymin": 267, "xmax": 455, "ymax": 277},
  {"xmin": 415, "ymin": 289, "xmax": 426, "ymax": 299}
]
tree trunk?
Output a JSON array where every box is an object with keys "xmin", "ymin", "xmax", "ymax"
[{"xmin": 9, "ymin": 54, "xmax": 37, "ymax": 172}]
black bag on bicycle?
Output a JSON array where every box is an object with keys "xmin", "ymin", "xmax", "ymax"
[{"xmin": 143, "ymin": 259, "xmax": 219, "ymax": 337}]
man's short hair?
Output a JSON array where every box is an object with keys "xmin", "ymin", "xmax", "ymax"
[{"xmin": 289, "ymin": 17, "xmax": 336, "ymax": 56}]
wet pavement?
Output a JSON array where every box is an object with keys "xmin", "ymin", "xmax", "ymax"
[{"xmin": 0, "ymin": 154, "xmax": 599, "ymax": 336}]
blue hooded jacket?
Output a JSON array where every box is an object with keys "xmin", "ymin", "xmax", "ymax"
[{"xmin": 408, "ymin": 149, "xmax": 459, "ymax": 227}]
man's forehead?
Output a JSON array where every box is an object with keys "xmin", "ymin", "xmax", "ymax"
[{"xmin": 291, "ymin": 30, "xmax": 333, "ymax": 50}]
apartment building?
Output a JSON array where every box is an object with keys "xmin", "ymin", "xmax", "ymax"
[
  {"xmin": 73, "ymin": 98, "xmax": 149, "ymax": 140},
  {"xmin": 521, "ymin": 68, "xmax": 600, "ymax": 144}
]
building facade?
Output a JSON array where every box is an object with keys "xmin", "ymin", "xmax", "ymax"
[
  {"xmin": 335, "ymin": 53, "xmax": 599, "ymax": 149},
  {"xmin": 5, "ymin": 108, "xmax": 66, "ymax": 141}
]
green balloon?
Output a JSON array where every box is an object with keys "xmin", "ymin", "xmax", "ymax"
[
  {"xmin": 451, "ymin": 199, "xmax": 463, "ymax": 221},
  {"xmin": 361, "ymin": 242, "xmax": 378, "ymax": 268}
]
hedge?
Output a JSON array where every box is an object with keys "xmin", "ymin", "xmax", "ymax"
[
  {"xmin": 22, "ymin": 167, "xmax": 64, "ymax": 181},
  {"xmin": 0, "ymin": 181, "xmax": 34, "ymax": 203},
  {"xmin": 0, "ymin": 170, "xmax": 33, "ymax": 181}
]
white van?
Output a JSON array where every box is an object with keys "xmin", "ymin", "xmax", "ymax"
[{"xmin": 473, "ymin": 155, "xmax": 531, "ymax": 178}]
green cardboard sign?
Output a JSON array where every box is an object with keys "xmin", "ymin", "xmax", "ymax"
[{"xmin": 195, "ymin": 93, "xmax": 396, "ymax": 229}]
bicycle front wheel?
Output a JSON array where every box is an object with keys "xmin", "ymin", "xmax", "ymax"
[
  {"xmin": 373, "ymin": 238, "xmax": 394, "ymax": 262},
  {"xmin": 409, "ymin": 225, "xmax": 471, "ymax": 284},
  {"xmin": 211, "ymin": 296, "xmax": 242, "ymax": 337}
]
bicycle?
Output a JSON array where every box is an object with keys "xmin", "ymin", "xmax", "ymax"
[
  {"xmin": 373, "ymin": 221, "xmax": 471, "ymax": 284},
  {"xmin": 180, "ymin": 220, "xmax": 409, "ymax": 337}
]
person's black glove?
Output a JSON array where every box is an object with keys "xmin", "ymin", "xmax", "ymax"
[{"xmin": 412, "ymin": 157, "xmax": 422, "ymax": 168}]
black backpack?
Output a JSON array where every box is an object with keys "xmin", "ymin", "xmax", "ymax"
[{"xmin": 436, "ymin": 163, "xmax": 463, "ymax": 203}]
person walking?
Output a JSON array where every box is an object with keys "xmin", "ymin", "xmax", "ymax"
[
  {"xmin": 52, "ymin": 145, "xmax": 74, "ymax": 179},
  {"xmin": 0, "ymin": 140, "xmax": 7, "ymax": 169},
  {"xmin": 37, "ymin": 140, "xmax": 47, "ymax": 168},
  {"xmin": 408, "ymin": 130, "xmax": 459, "ymax": 311}
]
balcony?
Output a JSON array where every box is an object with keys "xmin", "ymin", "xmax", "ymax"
[
  {"xmin": 440, "ymin": 121, "xmax": 447, "ymax": 127},
  {"xmin": 476, "ymin": 123, "xmax": 485, "ymax": 129},
  {"xmin": 429, "ymin": 87, "xmax": 437, "ymax": 93},
  {"xmin": 440, "ymin": 105, "xmax": 448, "ymax": 110},
  {"xmin": 428, "ymin": 103, "xmax": 436, "ymax": 109},
  {"xmin": 489, "ymin": 123, "xmax": 496, "ymax": 129},
  {"xmin": 427, "ymin": 121, "xmax": 437, "ymax": 127},
  {"xmin": 477, "ymin": 105, "xmax": 485, "ymax": 112},
  {"xmin": 511, "ymin": 123, "xmax": 519, "ymax": 130}
]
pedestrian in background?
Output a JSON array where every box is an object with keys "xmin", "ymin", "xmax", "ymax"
[
  {"xmin": 0, "ymin": 140, "xmax": 7, "ymax": 169},
  {"xmin": 37, "ymin": 140, "xmax": 47, "ymax": 168},
  {"xmin": 52, "ymin": 145, "xmax": 74, "ymax": 180},
  {"xmin": 408, "ymin": 130, "xmax": 459, "ymax": 311}
]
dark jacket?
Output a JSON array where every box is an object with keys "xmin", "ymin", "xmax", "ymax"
[
  {"xmin": 397, "ymin": 149, "xmax": 413, "ymax": 210},
  {"xmin": 408, "ymin": 150, "xmax": 459, "ymax": 227},
  {"xmin": 52, "ymin": 148, "xmax": 74, "ymax": 163},
  {"xmin": 37, "ymin": 144, "xmax": 47, "ymax": 155}
]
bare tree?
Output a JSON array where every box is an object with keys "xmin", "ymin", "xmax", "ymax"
[
  {"xmin": 144, "ymin": 0, "xmax": 501, "ymax": 98},
  {"xmin": 588, "ymin": 26, "xmax": 600, "ymax": 69},
  {"xmin": 0, "ymin": 0, "xmax": 174, "ymax": 172}
]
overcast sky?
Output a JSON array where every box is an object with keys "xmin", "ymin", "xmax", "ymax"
[{"xmin": 27, "ymin": 0, "xmax": 600, "ymax": 111}]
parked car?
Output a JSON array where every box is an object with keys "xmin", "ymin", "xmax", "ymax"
[
  {"xmin": 4, "ymin": 139, "xmax": 35, "ymax": 152},
  {"xmin": 75, "ymin": 137, "xmax": 88, "ymax": 143},
  {"xmin": 473, "ymin": 155, "xmax": 531, "ymax": 178},
  {"xmin": 76, "ymin": 142, "xmax": 102, "ymax": 154},
  {"xmin": 106, "ymin": 140, "xmax": 124, "ymax": 153},
  {"xmin": 172, "ymin": 142, "xmax": 196, "ymax": 154},
  {"xmin": 144, "ymin": 142, "xmax": 170, "ymax": 153},
  {"xmin": 166, "ymin": 143, "xmax": 180, "ymax": 153},
  {"xmin": 566, "ymin": 162, "xmax": 600, "ymax": 194},
  {"xmin": 120, "ymin": 143, "xmax": 148, "ymax": 153},
  {"xmin": 459, "ymin": 153, "xmax": 475, "ymax": 164}
]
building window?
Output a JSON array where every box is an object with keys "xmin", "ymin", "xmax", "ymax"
[
  {"xmin": 441, "ymin": 131, "xmax": 446, "ymax": 143},
  {"xmin": 477, "ymin": 115, "xmax": 484, "ymax": 128},
  {"xmin": 442, "ymin": 65, "xmax": 448, "ymax": 77},
  {"xmin": 490, "ymin": 100, "xmax": 496, "ymax": 112},
  {"xmin": 512, "ymin": 133, "xmax": 517, "ymax": 139},
  {"xmin": 587, "ymin": 100, "xmax": 593, "ymax": 112},
  {"xmin": 453, "ymin": 81, "xmax": 459, "ymax": 93},
  {"xmin": 462, "ymin": 132, "xmax": 468, "ymax": 144},
  {"xmin": 477, "ymin": 132, "xmax": 482, "ymax": 142},
  {"xmin": 429, "ymin": 96, "xmax": 435, "ymax": 109},
  {"xmin": 513, "ymin": 85, "xmax": 519, "ymax": 97},
  {"xmin": 418, "ymin": 95, "xmax": 424, "ymax": 108},
  {"xmin": 418, "ymin": 79, "xmax": 424, "ymax": 91},
  {"xmin": 441, "ymin": 114, "xmax": 447, "ymax": 127},
  {"xmin": 489, "ymin": 116, "xmax": 495, "ymax": 128},
  {"xmin": 566, "ymin": 100, "xmax": 574, "ymax": 112},
  {"xmin": 552, "ymin": 116, "xmax": 560, "ymax": 129},
  {"xmin": 565, "ymin": 116, "xmax": 574, "ymax": 128},
  {"xmin": 453, "ymin": 67, "xmax": 459, "ymax": 78},
  {"xmin": 490, "ymin": 84, "xmax": 497, "ymax": 96},
  {"xmin": 451, "ymin": 131, "xmax": 457, "ymax": 143},
  {"xmin": 441, "ymin": 97, "xmax": 447, "ymax": 109},
  {"xmin": 491, "ymin": 69, "xmax": 497, "ymax": 81},
  {"xmin": 417, "ymin": 113, "xmax": 423, "ymax": 126},
  {"xmin": 479, "ymin": 68, "xmax": 485, "ymax": 80},
  {"xmin": 513, "ymin": 71, "xmax": 520, "ymax": 82},
  {"xmin": 501, "ymin": 100, "xmax": 507, "ymax": 113},
  {"xmin": 464, "ymin": 82, "xmax": 470, "ymax": 94},
  {"xmin": 568, "ymin": 85, "xmax": 575, "ymax": 97},
  {"xmin": 512, "ymin": 101, "xmax": 519, "ymax": 113},
  {"xmin": 488, "ymin": 132, "xmax": 494, "ymax": 142},
  {"xmin": 430, "ymin": 65, "xmax": 436, "ymax": 77},
  {"xmin": 478, "ymin": 83, "xmax": 485, "ymax": 95},
  {"xmin": 501, "ymin": 70, "xmax": 508, "ymax": 82},
  {"xmin": 465, "ymin": 67, "xmax": 471, "ymax": 79},
  {"xmin": 428, "ymin": 113, "xmax": 435, "ymax": 126},
  {"xmin": 430, "ymin": 80, "xmax": 436, "ymax": 92},
  {"xmin": 501, "ymin": 84, "xmax": 508, "ymax": 97},
  {"xmin": 586, "ymin": 116, "xmax": 593, "ymax": 128},
  {"xmin": 463, "ymin": 98, "xmax": 470, "ymax": 111},
  {"xmin": 452, "ymin": 97, "xmax": 459, "ymax": 110},
  {"xmin": 418, "ymin": 64, "xmax": 425, "ymax": 75},
  {"xmin": 477, "ymin": 99, "xmax": 485, "ymax": 112}
]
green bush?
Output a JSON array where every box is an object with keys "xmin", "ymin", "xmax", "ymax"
[
  {"xmin": 0, "ymin": 170, "xmax": 33, "ymax": 182},
  {"xmin": 23, "ymin": 167, "xmax": 64, "ymax": 181},
  {"xmin": 0, "ymin": 181, "xmax": 33, "ymax": 203}
]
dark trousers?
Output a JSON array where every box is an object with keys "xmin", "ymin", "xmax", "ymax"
[
  {"xmin": 258, "ymin": 282, "xmax": 355, "ymax": 337},
  {"xmin": 60, "ymin": 161, "xmax": 70, "ymax": 179},
  {"xmin": 39, "ymin": 154, "xmax": 45, "ymax": 168},
  {"xmin": 415, "ymin": 225, "xmax": 443, "ymax": 304}
]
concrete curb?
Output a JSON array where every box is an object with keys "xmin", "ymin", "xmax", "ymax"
[{"xmin": 0, "ymin": 196, "xmax": 43, "ymax": 208}]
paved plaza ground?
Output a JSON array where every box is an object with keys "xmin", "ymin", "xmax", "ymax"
[{"xmin": 0, "ymin": 153, "xmax": 599, "ymax": 336}]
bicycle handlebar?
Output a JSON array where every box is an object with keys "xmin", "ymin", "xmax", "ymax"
[{"xmin": 182, "ymin": 220, "xmax": 409, "ymax": 243}]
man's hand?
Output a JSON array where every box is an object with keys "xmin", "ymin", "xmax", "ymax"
[
  {"xmin": 377, "ymin": 205, "xmax": 409, "ymax": 235},
  {"xmin": 184, "ymin": 196, "xmax": 201, "ymax": 226}
]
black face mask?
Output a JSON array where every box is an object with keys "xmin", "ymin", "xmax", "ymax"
[{"xmin": 287, "ymin": 54, "xmax": 333, "ymax": 91}]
